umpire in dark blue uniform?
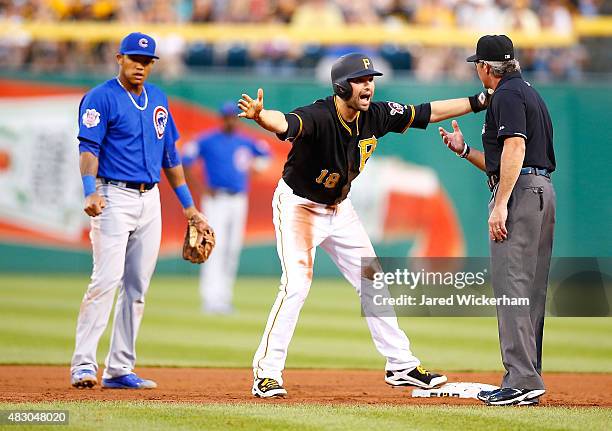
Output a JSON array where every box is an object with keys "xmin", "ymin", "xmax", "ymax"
[{"xmin": 439, "ymin": 35, "xmax": 556, "ymax": 406}]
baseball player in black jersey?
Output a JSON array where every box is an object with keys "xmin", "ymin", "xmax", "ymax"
[{"xmin": 239, "ymin": 52, "xmax": 491, "ymax": 398}]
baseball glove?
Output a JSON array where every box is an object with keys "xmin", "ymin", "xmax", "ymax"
[{"xmin": 182, "ymin": 216, "xmax": 215, "ymax": 264}]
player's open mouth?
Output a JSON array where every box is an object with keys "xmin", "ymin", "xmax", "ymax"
[{"xmin": 359, "ymin": 94, "xmax": 371, "ymax": 102}]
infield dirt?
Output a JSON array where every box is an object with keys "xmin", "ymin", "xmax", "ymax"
[{"xmin": 1, "ymin": 366, "xmax": 610, "ymax": 407}]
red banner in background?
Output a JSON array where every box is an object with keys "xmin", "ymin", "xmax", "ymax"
[
  {"xmin": 160, "ymin": 96, "xmax": 288, "ymax": 253},
  {"xmin": 0, "ymin": 79, "xmax": 463, "ymax": 258},
  {"xmin": 0, "ymin": 79, "xmax": 287, "ymax": 255}
]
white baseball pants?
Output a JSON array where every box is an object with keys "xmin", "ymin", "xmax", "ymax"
[
  {"xmin": 199, "ymin": 191, "xmax": 247, "ymax": 313},
  {"xmin": 253, "ymin": 179, "xmax": 420, "ymax": 384},
  {"xmin": 71, "ymin": 182, "xmax": 161, "ymax": 379}
]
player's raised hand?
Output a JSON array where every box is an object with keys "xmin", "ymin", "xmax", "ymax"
[
  {"xmin": 84, "ymin": 192, "xmax": 106, "ymax": 217},
  {"xmin": 438, "ymin": 120, "xmax": 466, "ymax": 156},
  {"xmin": 238, "ymin": 88, "xmax": 264, "ymax": 120}
]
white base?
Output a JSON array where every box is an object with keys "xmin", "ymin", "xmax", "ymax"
[{"xmin": 412, "ymin": 382, "xmax": 499, "ymax": 399}]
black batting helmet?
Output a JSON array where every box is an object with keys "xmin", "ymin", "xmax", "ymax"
[{"xmin": 331, "ymin": 53, "xmax": 383, "ymax": 100}]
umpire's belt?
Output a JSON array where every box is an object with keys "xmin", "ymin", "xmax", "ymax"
[
  {"xmin": 487, "ymin": 167, "xmax": 551, "ymax": 192},
  {"xmin": 99, "ymin": 177, "xmax": 156, "ymax": 192}
]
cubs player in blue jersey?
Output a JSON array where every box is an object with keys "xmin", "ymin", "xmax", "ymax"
[
  {"xmin": 70, "ymin": 32, "xmax": 211, "ymax": 389},
  {"xmin": 182, "ymin": 102, "xmax": 270, "ymax": 314}
]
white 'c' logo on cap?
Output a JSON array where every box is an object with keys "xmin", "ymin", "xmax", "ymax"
[{"xmin": 139, "ymin": 38, "xmax": 148, "ymax": 48}]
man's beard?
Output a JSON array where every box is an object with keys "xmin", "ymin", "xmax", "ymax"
[{"xmin": 349, "ymin": 96, "xmax": 371, "ymax": 112}]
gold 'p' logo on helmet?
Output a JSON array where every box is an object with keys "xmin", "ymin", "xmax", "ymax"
[{"xmin": 362, "ymin": 58, "xmax": 370, "ymax": 69}]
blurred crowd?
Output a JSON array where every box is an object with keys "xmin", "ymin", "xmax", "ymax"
[{"xmin": 0, "ymin": 0, "xmax": 607, "ymax": 81}]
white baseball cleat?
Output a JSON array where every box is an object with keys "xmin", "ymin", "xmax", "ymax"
[
  {"xmin": 71, "ymin": 369, "xmax": 98, "ymax": 389},
  {"xmin": 385, "ymin": 366, "xmax": 447, "ymax": 389},
  {"xmin": 252, "ymin": 378, "xmax": 287, "ymax": 398}
]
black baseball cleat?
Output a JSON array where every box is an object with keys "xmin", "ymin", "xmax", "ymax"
[
  {"xmin": 252, "ymin": 378, "xmax": 288, "ymax": 398},
  {"xmin": 477, "ymin": 388, "xmax": 500, "ymax": 402},
  {"xmin": 385, "ymin": 366, "xmax": 447, "ymax": 389},
  {"xmin": 486, "ymin": 388, "xmax": 545, "ymax": 406}
]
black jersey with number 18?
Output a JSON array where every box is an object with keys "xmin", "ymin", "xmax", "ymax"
[{"xmin": 276, "ymin": 95, "xmax": 431, "ymax": 205}]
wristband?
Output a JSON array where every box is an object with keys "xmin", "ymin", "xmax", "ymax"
[
  {"xmin": 174, "ymin": 184, "xmax": 194, "ymax": 209},
  {"xmin": 82, "ymin": 175, "xmax": 96, "ymax": 197},
  {"xmin": 468, "ymin": 92, "xmax": 487, "ymax": 113},
  {"xmin": 458, "ymin": 143, "xmax": 470, "ymax": 159}
]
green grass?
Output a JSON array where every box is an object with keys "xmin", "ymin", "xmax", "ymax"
[
  {"xmin": 0, "ymin": 275, "xmax": 610, "ymax": 430},
  {"xmin": 0, "ymin": 275, "xmax": 611, "ymax": 372},
  {"xmin": 0, "ymin": 402, "xmax": 609, "ymax": 431}
]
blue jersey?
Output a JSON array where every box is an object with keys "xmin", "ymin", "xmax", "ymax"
[
  {"xmin": 182, "ymin": 131, "xmax": 270, "ymax": 193},
  {"xmin": 78, "ymin": 78, "xmax": 181, "ymax": 183}
]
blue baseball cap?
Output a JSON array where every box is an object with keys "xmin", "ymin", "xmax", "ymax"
[
  {"xmin": 219, "ymin": 101, "xmax": 239, "ymax": 116},
  {"xmin": 119, "ymin": 32, "xmax": 159, "ymax": 59}
]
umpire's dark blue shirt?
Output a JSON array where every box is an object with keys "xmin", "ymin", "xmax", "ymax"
[{"xmin": 482, "ymin": 72, "xmax": 555, "ymax": 175}]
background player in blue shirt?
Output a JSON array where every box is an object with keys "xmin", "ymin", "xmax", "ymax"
[
  {"xmin": 71, "ymin": 32, "xmax": 211, "ymax": 389},
  {"xmin": 183, "ymin": 102, "xmax": 270, "ymax": 314}
]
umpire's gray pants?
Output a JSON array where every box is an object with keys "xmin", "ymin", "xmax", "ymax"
[{"xmin": 489, "ymin": 174, "xmax": 555, "ymax": 390}]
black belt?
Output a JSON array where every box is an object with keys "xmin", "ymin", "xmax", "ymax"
[
  {"xmin": 487, "ymin": 167, "xmax": 551, "ymax": 192},
  {"xmin": 99, "ymin": 177, "xmax": 156, "ymax": 192}
]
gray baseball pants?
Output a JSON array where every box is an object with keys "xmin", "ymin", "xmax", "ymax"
[
  {"xmin": 71, "ymin": 182, "xmax": 161, "ymax": 379},
  {"xmin": 489, "ymin": 173, "xmax": 555, "ymax": 390}
]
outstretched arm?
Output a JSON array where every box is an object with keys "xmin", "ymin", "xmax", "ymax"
[
  {"xmin": 438, "ymin": 120, "xmax": 486, "ymax": 172},
  {"xmin": 238, "ymin": 88, "xmax": 288, "ymax": 134},
  {"xmin": 430, "ymin": 98, "xmax": 472, "ymax": 123},
  {"xmin": 429, "ymin": 89, "xmax": 493, "ymax": 123}
]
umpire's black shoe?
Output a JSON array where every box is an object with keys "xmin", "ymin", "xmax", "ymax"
[
  {"xmin": 486, "ymin": 388, "xmax": 545, "ymax": 406},
  {"xmin": 252, "ymin": 378, "xmax": 287, "ymax": 398},
  {"xmin": 385, "ymin": 366, "xmax": 447, "ymax": 389},
  {"xmin": 477, "ymin": 388, "xmax": 500, "ymax": 403}
]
